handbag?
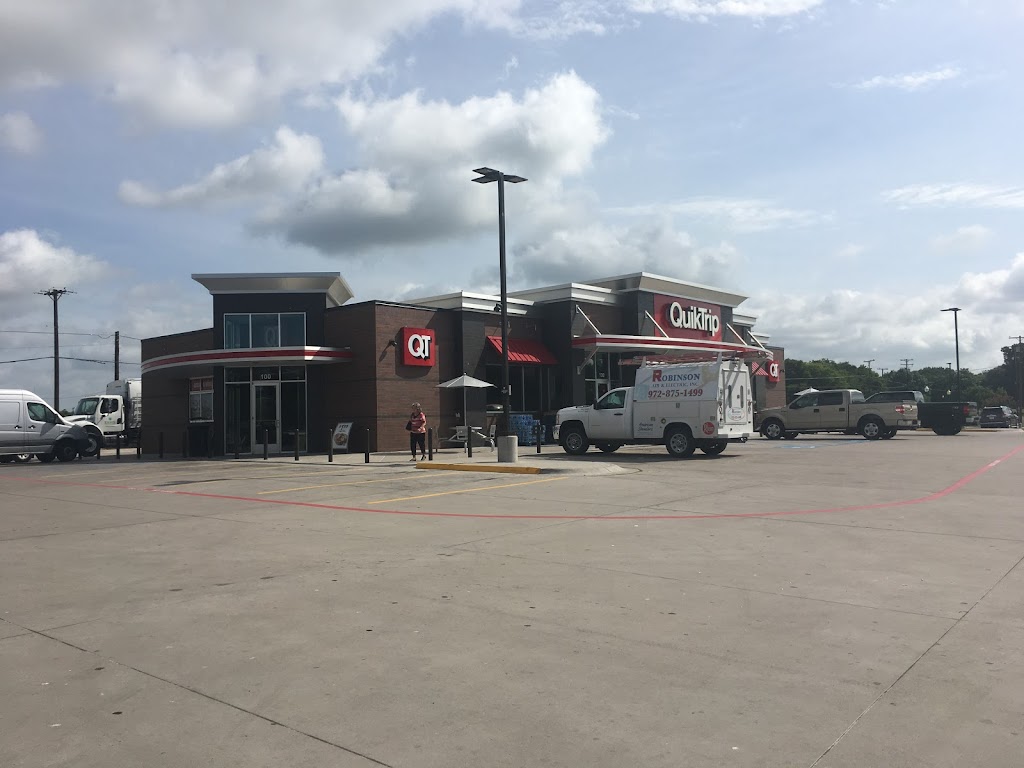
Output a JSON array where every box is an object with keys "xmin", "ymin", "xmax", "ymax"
[{"xmin": 405, "ymin": 420, "xmax": 413, "ymax": 431}]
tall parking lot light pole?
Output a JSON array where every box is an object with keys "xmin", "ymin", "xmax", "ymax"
[
  {"xmin": 471, "ymin": 167, "xmax": 526, "ymax": 455},
  {"xmin": 941, "ymin": 308, "xmax": 961, "ymax": 404}
]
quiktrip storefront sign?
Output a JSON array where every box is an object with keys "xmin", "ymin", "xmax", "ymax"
[
  {"xmin": 401, "ymin": 327, "xmax": 435, "ymax": 367},
  {"xmin": 652, "ymin": 295, "xmax": 723, "ymax": 341}
]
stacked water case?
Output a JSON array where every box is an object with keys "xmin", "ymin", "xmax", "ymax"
[{"xmin": 509, "ymin": 414, "xmax": 540, "ymax": 445}]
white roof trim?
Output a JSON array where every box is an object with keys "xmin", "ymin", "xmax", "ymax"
[{"xmin": 192, "ymin": 273, "xmax": 354, "ymax": 307}]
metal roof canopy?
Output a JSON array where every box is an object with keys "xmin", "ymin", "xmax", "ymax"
[{"xmin": 192, "ymin": 273, "xmax": 354, "ymax": 308}]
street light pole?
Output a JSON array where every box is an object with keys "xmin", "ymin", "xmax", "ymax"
[
  {"xmin": 472, "ymin": 167, "xmax": 526, "ymax": 457},
  {"xmin": 941, "ymin": 308, "xmax": 961, "ymax": 404}
]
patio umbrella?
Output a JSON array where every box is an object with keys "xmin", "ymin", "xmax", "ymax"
[{"xmin": 436, "ymin": 374, "xmax": 494, "ymax": 452}]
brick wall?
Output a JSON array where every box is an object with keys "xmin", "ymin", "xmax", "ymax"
[{"xmin": 141, "ymin": 329, "xmax": 214, "ymax": 456}]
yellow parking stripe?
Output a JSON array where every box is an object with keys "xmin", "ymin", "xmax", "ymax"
[
  {"xmin": 257, "ymin": 477, "xmax": 400, "ymax": 495},
  {"xmin": 368, "ymin": 476, "xmax": 565, "ymax": 504}
]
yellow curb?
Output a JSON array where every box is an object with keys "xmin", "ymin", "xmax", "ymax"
[{"xmin": 416, "ymin": 462, "xmax": 542, "ymax": 474}]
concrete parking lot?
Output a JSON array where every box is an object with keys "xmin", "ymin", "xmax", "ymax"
[{"xmin": 2, "ymin": 429, "xmax": 1023, "ymax": 768}]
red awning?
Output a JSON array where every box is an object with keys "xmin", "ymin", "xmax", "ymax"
[{"xmin": 486, "ymin": 336, "xmax": 558, "ymax": 365}]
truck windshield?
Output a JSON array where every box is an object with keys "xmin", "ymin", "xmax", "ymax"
[{"xmin": 73, "ymin": 397, "xmax": 100, "ymax": 415}]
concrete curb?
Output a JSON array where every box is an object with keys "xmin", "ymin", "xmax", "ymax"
[{"xmin": 416, "ymin": 462, "xmax": 543, "ymax": 474}]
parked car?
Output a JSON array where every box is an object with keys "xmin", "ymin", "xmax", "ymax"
[
  {"xmin": 980, "ymin": 405, "xmax": 1020, "ymax": 429},
  {"xmin": 0, "ymin": 389, "xmax": 92, "ymax": 463},
  {"xmin": 758, "ymin": 389, "xmax": 918, "ymax": 440}
]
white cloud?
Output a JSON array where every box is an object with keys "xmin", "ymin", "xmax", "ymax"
[
  {"xmin": 608, "ymin": 197, "xmax": 826, "ymax": 232},
  {"xmin": 512, "ymin": 220, "xmax": 743, "ymax": 287},
  {"xmin": 749, "ymin": 253, "xmax": 1024, "ymax": 369},
  {"xmin": 628, "ymin": 0, "xmax": 823, "ymax": 19},
  {"xmin": 931, "ymin": 225, "xmax": 992, "ymax": 252},
  {"xmin": 119, "ymin": 127, "xmax": 324, "ymax": 208},
  {"xmin": 854, "ymin": 66, "xmax": 962, "ymax": 91},
  {"xmin": 883, "ymin": 183, "xmax": 1024, "ymax": 210},
  {"xmin": 255, "ymin": 71, "xmax": 610, "ymax": 253},
  {"xmin": 0, "ymin": 230, "xmax": 105, "ymax": 302},
  {"xmin": 835, "ymin": 244, "xmax": 865, "ymax": 261},
  {"xmin": 0, "ymin": 111, "xmax": 42, "ymax": 154},
  {"xmin": 0, "ymin": 0, "xmax": 523, "ymax": 127}
]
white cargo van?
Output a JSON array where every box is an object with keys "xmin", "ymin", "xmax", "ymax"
[
  {"xmin": 553, "ymin": 360, "xmax": 754, "ymax": 458},
  {"xmin": 0, "ymin": 390, "xmax": 90, "ymax": 463}
]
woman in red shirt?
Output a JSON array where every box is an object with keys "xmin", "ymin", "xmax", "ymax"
[{"xmin": 408, "ymin": 403, "xmax": 427, "ymax": 460}]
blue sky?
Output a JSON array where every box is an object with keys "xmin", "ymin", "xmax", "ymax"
[{"xmin": 1, "ymin": 0, "xmax": 1023, "ymax": 406}]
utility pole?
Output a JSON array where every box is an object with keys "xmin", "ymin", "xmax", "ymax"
[
  {"xmin": 900, "ymin": 358, "xmax": 914, "ymax": 371},
  {"xmin": 1012, "ymin": 336, "xmax": 1024, "ymax": 421},
  {"xmin": 863, "ymin": 359, "xmax": 875, "ymax": 371},
  {"xmin": 114, "ymin": 331, "xmax": 120, "ymax": 381},
  {"xmin": 878, "ymin": 367, "xmax": 889, "ymax": 376},
  {"xmin": 37, "ymin": 288, "xmax": 72, "ymax": 410}
]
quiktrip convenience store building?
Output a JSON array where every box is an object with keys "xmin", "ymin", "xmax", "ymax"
[{"xmin": 140, "ymin": 272, "xmax": 786, "ymax": 456}]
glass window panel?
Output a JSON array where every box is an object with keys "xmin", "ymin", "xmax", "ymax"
[
  {"xmin": 252, "ymin": 366, "xmax": 279, "ymax": 381},
  {"xmin": 225, "ymin": 384, "xmax": 251, "ymax": 453},
  {"xmin": 224, "ymin": 314, "xmax": 250, "ymax": 349},
  {"xmin": 281, "ymin": 382, "xmax": 306, "ymax": 452},
  {"xmin": 280, "ymin": 314, "xmax": 305, "ymax": 347},
  {"xmin": 251, "ymin": 314, "xmax": 279, "ymax": 348},
  {"xmin": 225, "ymin": 367, "xmax": 250, "ymax": 382},
  {"xmin": 281, "ymin": 366, "xmax": 305, "ymax": 381}
]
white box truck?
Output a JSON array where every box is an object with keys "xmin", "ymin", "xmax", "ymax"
[
  {"xmin": 553, "ymin": 360, "xmax": 754, "ymax": 457},
  {"xmin": 67, "ymin": 379, "xmax": 142, "ymax": 451}
]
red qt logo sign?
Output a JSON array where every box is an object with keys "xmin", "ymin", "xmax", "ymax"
[
  {"xmin": 767, "ymin": 361, "xmax": 780, "ymax": 382},
  {"xmin": 401, "ymin": 327, "xmax": 435, "ymax": 367}
]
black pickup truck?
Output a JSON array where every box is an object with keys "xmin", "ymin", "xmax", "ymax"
[{"xmin": 863, "ymin": 391, "xmax": 967, "ymax": 435}]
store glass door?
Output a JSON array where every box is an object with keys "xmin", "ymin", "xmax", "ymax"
[{"xmin": 253, "ymin": 383, "xmax": 281, "ymax": 453}]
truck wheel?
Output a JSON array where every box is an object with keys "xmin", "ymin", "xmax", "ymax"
[
  {"xmin": 54, "ymin": 441, "xmax": 79, "ymax": 462},
  {"xmin": 881, "ymin": 429, "xmax": 897, "ymax": 439},
  {"xmin": 665, "ymin": 426, "xmax": 696, "ymax": 458},
  {"xmin": 561, "ymin": 427, "xmax": 590, "ymax": 456},
  {"xmin": 860, "ymin": 418, "xmax": 884, "ymax": 440},
  {"xmin": 783, "ymin": 432, "xmax": 799, "ymax": 440},
  {"xmin": 595, "ymin": 443, "xmax": 621, "ymax": 453},
  {"xmin": 701, "ymin": 441, "xmax": 727, "ymax": 456},
  {"xmin": 761, "ymin": 419, "xmax": 785, "ymax": 440},
  {"xmin": 81, "ymin": 430, "xmax": 102, "ymax": 458},
  {"xmin": 36, "ymin": 453, "xmax": 55, "ymax": 463},
  {"xmin": 14, "ymin": 453, "xmax": 33, "ymax": 463}
]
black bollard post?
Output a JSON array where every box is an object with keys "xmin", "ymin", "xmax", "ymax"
[
  {"xmin": 158, "ymin": 431, "xmax": 164, "ymax": 459},
  {"xmin": 536, "ymin": 422, "xmax": 542, "ymax": 454},
  {"xmin": 467, "ymin": 426, "xmax": 473, "ymax": 459},
  {"xmin": 364, "ymin": 428, "xmax": 370, "ymax": 464},
  {"xmin": 263, "ymin": 428, "xmax": 269, "ymax": 460},
  {"xmin": 116, "ymin": 432, "xmax": 121, "ymax": 460},
  {"xmin": 234, "ymin": 428, "xmax": 239, "ymax": 460},
  {"xmin": 328, "ymin": 428, "xmax": 334, "ymax": 463},
  {"xmin": 427, "ymin": 427, "xmax": 433, "ymax": 461},
  {"xmin": 182, "ymin": 432, "xmax": 189, "ymax": 459},
  {"xmin": 294, "ymin": 432, "xmax": 300, "ymax": 462}
]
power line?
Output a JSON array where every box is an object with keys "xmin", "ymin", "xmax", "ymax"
[
  {"xmin": 0, "ymin": 328, "xmax": 142, "ymax": 340},
  {"xmin": 1, "ymin": 356, "xmax": 140, "ymax": 365}
]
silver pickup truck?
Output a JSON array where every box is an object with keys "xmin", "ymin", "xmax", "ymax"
[{"xmin": 757, "ymin": 389, "xmax": 918, "ymax": 440}]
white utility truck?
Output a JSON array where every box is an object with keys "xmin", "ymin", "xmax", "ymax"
[
  {"xmin": 67, "ymin": 379, "xmax": 142, "ymax": 450},
  {"xmin": 553, "ymin": 360, "xmax": 754, "ymax": 458}
]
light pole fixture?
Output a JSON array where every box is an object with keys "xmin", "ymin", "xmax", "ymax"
[
  {"xmin": 941, "ymin": 307, "xmax": 961, "ymax": 405},
  {"xmin": 472, "ymin": 166, "xmax": 527, "ymax": 448}
]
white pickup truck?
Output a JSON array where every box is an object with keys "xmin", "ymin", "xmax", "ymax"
[
  {"xmin": 757, "ymin": 389, "xmax": 918, "ymax": 440},
  {"xmin": 553, "ymin": 361, "xmax": 754, "ymax": 458}
]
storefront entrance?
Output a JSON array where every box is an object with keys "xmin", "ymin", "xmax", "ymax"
[{"xmin": 225, "ymin": 366, "xmax": 307, "ymax": 454}]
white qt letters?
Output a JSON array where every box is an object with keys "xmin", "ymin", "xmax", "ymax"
[{"xmin": 407, "ymin": 334, "xmax": 432, "ymax": 360}]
